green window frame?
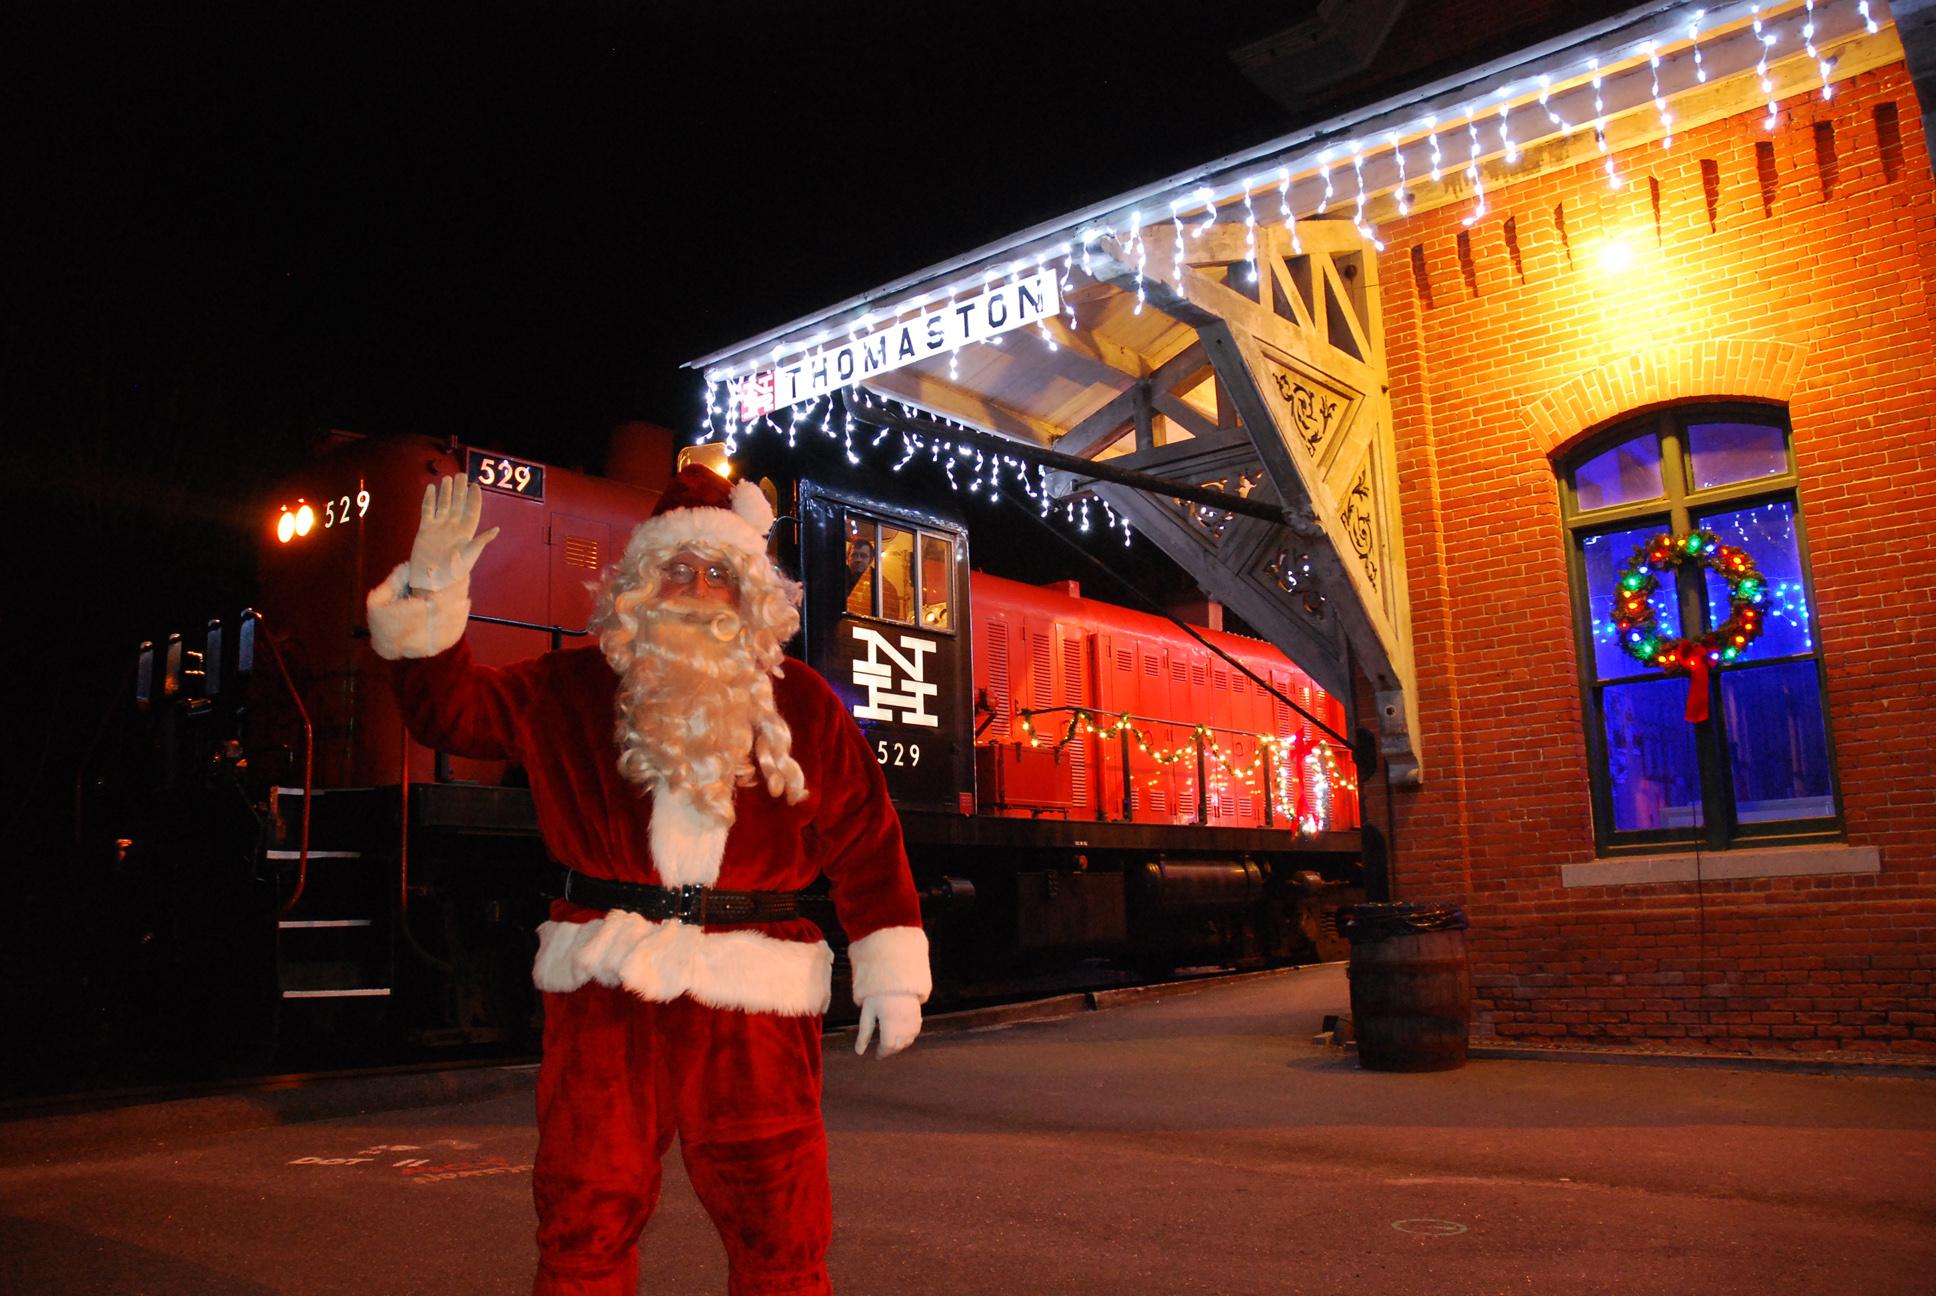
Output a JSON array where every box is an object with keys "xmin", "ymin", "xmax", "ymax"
[{"xmin": 1559, "ymin": 403, "xmax": 1841, "ymax": 853}]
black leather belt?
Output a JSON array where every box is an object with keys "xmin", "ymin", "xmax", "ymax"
[{"xmin": 550, "ymin": 867, "xmax": 801, "ymax": 925}]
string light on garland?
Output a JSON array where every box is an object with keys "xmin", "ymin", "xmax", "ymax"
[
  {"xmin": 1241, "ymin": 180, "xmax": 1260, "ymax": 282},
  {"xmin": 1276, "ymin": 166, "xmax": 1302, "ymax": 253},
  {"xmin": 713, "ymin": 389, "xmax": 1155, "ymax": 550},
  {"xmin": 1386, "ymin": 131, "xmax": 1411, "ymax": 215},
  {"xmin": 1461, "ymin": 106, "xmax": 1488, "ymax": 225},
  {"xmin": 1591, "ymin": 56, "xmax": 1623, "ymax": 189},
  {"xmin": 701, "ymin": 0, "xmax": 1886, "ymax": 429},
  {"xmin": 1191, "ymin": 185, "xmax": 1218, "ymax": 238},
  {"xmin": 1803, "ymin": 0, "xmax": 1833, "ymax": 99},
  {"xmin": 1033, "ymin": 254, "xmax": 1059, "ymax": 351},
  {"xmin": 1611, "ymin": 528, "xmax": 1766, "ymax": 723},
  {"xmin": 1647, "ymin": 41, "xmax": 1675, "ymax": 147},
  {"xmin": 1536, "ymin": 74, "xmax": 1571, "ymax": 135},
  {"xmin": 1753, "ymin": 5, "xmax": 1780, "ymax": 129},
  {"xmin": 1015, "ymin": 707, "xmax": 1353, "ymax": 827},
  {"xmin": 1349, "ymin": 146, "xmax": 1384, "ymax": 249},
  {"xmin": 1304, "ymin": 749, "xmax": 1333, "ymax": 836}
]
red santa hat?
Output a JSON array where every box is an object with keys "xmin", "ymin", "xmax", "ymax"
[{"xmin": 619, "ymin": 464, "xmax": 777, "ymax": 564}]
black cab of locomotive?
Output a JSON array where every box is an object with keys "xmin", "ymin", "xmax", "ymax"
[{"xmin": 741, "ymin": 450, "xmax": 975, "ymax": 819}]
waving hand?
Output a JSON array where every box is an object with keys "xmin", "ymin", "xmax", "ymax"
[{"xmin": 409, "ymin": 476, "xmax": 500, "ymax": 593}]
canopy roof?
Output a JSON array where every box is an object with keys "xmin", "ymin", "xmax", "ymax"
[{"xmin": 685, "ymin": 0, "xmax": 1903, "ymax": 784}]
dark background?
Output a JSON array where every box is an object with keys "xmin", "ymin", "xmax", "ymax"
[
  {"xmin": 1, "ymin": 0, "xmax": 1651, "ymax": 1093},
  {"xmin": 2, "ymin": 3, "xmax": 1304, "ymax": 852},
  {"xmin": 0, "ymin": 3, "xmax": 1316, "ymax": 1084}
]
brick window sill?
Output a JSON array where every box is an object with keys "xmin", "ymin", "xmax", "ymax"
[{"xmin": 1560, "ymin": 844, "xmax": 1880, "ymax": 889}]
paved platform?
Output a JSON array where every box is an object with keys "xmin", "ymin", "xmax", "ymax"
[{"xmin": 3, "ymin": 964, "xmax": 1933, "ymax": 1295}]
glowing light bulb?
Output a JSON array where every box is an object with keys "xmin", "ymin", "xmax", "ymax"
[
  {"xmin": 1461, "ymin": 107, "xmax": 1488, "ymax": 226},
  {"xmin": 1386, "ymin": 131, "xmax": 1410, "ymax": 215},
  {"xmin": 1241, "ymin": 181, "xmax": 1259, "ymax": 283},
  {"xmin": 294, "ymin": 503, "xmax": 315, "ymax": 537},
  {"xmin": 1276, "ymin": 166, "xmax": 1302, "ymax": 253},
  {"xmin": 1597, "ymin": 235, "xmax": 1634, "ymax": 277}
]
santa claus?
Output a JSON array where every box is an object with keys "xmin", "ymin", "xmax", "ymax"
[{"xmin": 365, "ymin": 465, "xmax": 929, "ymax": 1296}]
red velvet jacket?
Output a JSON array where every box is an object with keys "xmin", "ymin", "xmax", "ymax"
[{"xmin": 391, "ymin": 640, "xmax": 930, "ymax": 1016}]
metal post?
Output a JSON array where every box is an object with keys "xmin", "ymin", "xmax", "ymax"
[
  {"xmin": 1194, "ymin": 730, "xmax": 1208, "ymax": 826},
  {"xmin": 1120, "ymin": 724, "xmax": 1134, "ymax": 822}
]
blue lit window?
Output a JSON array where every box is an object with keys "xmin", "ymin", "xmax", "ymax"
[{"xmin": 1561, "ymin": 405, "xmax": 1838, "ymax": 851}]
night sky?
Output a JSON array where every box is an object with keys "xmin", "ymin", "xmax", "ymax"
[{"xmin": 2, "ymin": 2, "xmax": 1310, "ymax": 855}]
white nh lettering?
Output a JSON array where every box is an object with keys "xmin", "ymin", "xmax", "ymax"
[{"xmin": 850, "ymin": 626, "xmax": 939, "ymax": 728}]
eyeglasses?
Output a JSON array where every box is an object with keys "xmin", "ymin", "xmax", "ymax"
[{"xmin": 661, "ymin": 559, "xmax": 738, "ymax": 589}]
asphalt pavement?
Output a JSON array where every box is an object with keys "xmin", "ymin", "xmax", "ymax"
[{"xmin": 3, "ymin": 964, "xmax": 1932, "ymax": 1295}]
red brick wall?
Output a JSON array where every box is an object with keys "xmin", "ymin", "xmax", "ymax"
[{"xmin": 1374, "ymin": 62, "xmax": 1936, "ymax": 1054}]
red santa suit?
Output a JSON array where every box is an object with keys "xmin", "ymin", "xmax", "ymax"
[{"xmin": 366, "ymin": 469, "xmax": 930, "ymax": 1296}]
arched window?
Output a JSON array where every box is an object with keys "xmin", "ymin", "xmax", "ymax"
[{"xmin": 1560, "ymin": 405, "xmax": 1839, "ymax": 852}]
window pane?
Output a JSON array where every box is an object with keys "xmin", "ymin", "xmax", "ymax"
[
  {"xmin": 1573, "ymin": 433, "xmax": 1664, "ymax": 512},
  {"xmin": 843, "ymin": 516, "xmax": 876, "ymax": 617},
  {"xmin": 1697, "ymin": 499, "xmax": 1813, "ymax": 659},
  {"xmin": 918, "ymin": 533, "xmax": 952, "ymax": 630},
  {"xmin": 1582, "ymin": 523, "xmax": 1681, "ymax": 679},
  {"xmin": 1721, "ymin": 661, "xmax": 1835, "ymax": 822},
  {"xmin": 878, "ymin": 525, "xmax": 916, "ymax": 624},
  {"xmin": 1689, "ymin": 421, "xmax": 1787, "ymax": 490},
  {"xmin": 1602, "ymin": 677, "xmax": 1704, "ymax": 833}
]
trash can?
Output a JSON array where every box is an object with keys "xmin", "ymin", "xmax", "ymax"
[{"xmin": 1338, "ymin": 902, "xmax": 1471, "ymax": 1072}]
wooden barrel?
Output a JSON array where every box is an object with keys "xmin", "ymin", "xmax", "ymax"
[{"xmin": 1346, "ymin": 928, "xmax": 1471, "ymax": 1072}]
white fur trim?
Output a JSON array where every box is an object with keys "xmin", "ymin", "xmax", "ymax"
[
  {"xmin": 648, "ymin": 787, "xmax": 730, "ymax": 886},
  {"xmin": 729, "ymin": 478, "xmax": 776, "ymax": 535},
  {"xmin": 532, "ymin": 915, "xmax": 834, "ymax": 1015},
  {"xmin": 622, "ymin": 497, "xmax": 770, "ymax": 562},
  {"xmin": 848, "ymin": 926, "xmax": 933, "ymax": 1005},
  {"xmin": 365, "ymin": 562, "xmax": 471, "ymax": 660}
]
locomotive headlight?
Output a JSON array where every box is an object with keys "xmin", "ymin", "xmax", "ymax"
[
  {"xmin": 276, "ymin": 508, "xmax": 297, "ymax": 544},
  {"xmin": 294, "ymin": 503, "xmax": 316, "ymax": 536},
  {"xmin": 677, "ymin": 442, "xmax": 736, "ymax": 479}
]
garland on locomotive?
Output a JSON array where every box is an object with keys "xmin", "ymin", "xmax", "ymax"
[{"xmin": 99, "ymin": 423, "xmax": 1364, "ymax": 1048}]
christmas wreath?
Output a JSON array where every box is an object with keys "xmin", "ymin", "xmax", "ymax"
[{"xmin": 1610, "ymin": 528, "xmax": 1765, "ymax": 723}]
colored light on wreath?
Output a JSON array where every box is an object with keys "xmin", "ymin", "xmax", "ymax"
[{"xmin": 1609, "ymin": 528, "xmax": 1766, "ymax": 723}]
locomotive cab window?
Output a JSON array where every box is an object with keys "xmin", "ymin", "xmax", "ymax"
[
  {"xmin": 842, "ymin": 510, "xmax": 954, "ymax": 631},
  {"xmin": 878, "ymin": 524, "xmax": 915, "ymax": 623},
  {"xmin": 843, "ymin": 517, "xmax": 876, "ymax": 618},
  {"xmin": 918, "ymin": 533, "xmax": 952, "ymax": 629}
]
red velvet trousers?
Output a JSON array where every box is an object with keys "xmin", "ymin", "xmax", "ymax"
[{"xmin": 532, "ymin": 984, "xmax": 832, "ymax": 1296}]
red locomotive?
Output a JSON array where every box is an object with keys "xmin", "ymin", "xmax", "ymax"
[{"xmin": 110, "ymin": 425, "xmax": 1363, "ymax": 1046}]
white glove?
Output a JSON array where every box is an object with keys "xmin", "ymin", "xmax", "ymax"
[
  {"xmin": 408, "ymin": 476, "xmax": 499, "ymax": 594},
  {"xmin": 855, "ymin": 993, "xmax": 922, "ymax": 1058}
]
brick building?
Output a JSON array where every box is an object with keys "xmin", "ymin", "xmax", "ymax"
[
  {"xmin": 1373, "ymin": 57, "xmax": 1935, "ymax": 1054},
  {"xmin": 696, "ymin": 0, "xmax": 1935, "ymax": 1055}
]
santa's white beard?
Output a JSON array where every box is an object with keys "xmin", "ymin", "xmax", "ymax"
[{"xmin": 612, "ymin": 600, "xmax": 789, "ymax": 826}]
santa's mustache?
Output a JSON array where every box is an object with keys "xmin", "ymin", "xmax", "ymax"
[{"xmin": 644, "ymin": 598, "xmax": 743, "ymax": 643}]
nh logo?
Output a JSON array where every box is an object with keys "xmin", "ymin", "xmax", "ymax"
[{"xmin": 849, "ymin": 626, "xmax": 939, "ymax": 728}]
